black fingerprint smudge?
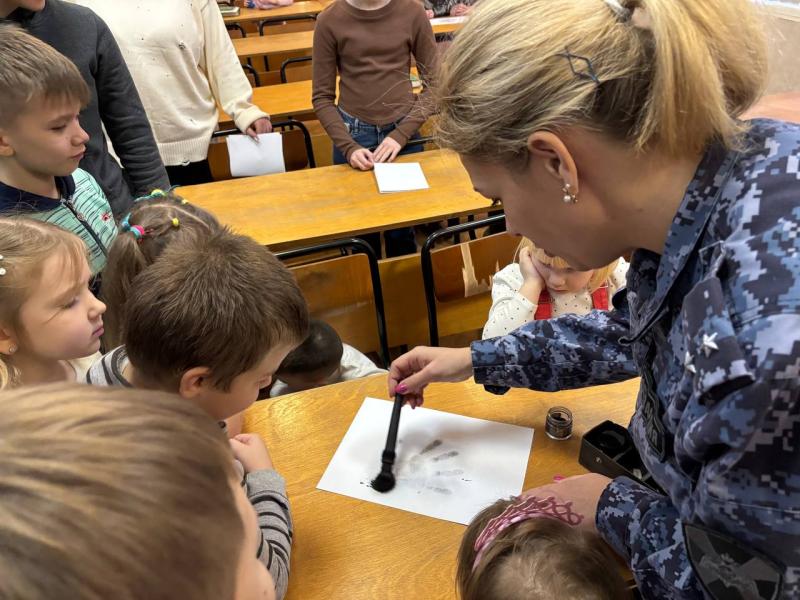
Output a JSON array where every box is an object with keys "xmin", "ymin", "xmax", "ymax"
[
  {"xmin": 432, "ymin": 450, "xmax": 459, "ymax": 462},
  {"xmin": 435, "ymin": 469, "xmax": 464, "ymax": 477},
  {"xmin": 426, "ymin": 487, "xmax": 453, "ymax": 495},
  {"xmin": 420, "ymin": 439, "xmax": 443, "ymax": 455}
]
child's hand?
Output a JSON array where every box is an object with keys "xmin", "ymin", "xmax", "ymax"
[
  {"xmin": 450, "ymin": 3, "xmax": 469, "ymax": 16},
  {"xmin": 425, "ymin": 9, "xmax": 434, "ymax": 18},
  {"xmin": 349, "ymin": 148, "xmax": 375, "ymax": 170},
  {"xmin": 229, "ymin": 433, "xmax": 274, "ymax": 473},
  {"xmin": 373, "ymin": 138, "xmax": 402, "ymax": 164},
  {"xmin": 518, "ymin": 246, "xmax": 545, "ymax": 302},
  {"xmin": 245, "ymin": 116, "xmax": 273, "ymax": 139}
]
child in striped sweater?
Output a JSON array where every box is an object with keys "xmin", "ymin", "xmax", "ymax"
[{"xmin": 0, "ymin": 25, "xmax": 116, "ymax": 275}]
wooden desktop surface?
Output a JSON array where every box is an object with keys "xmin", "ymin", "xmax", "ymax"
[
  {"xmin": 223, "ymin": 1, "xmax": 324, "ymax": 25},
  {"xmin": 179, "ymin": 149, "xmax": 495, "ymax": 249},
  {"xmin": 233, "ymin": 21, "xmax": 460, "ymax": 58},
  {"xmin": 243, "ymin": 375, "xmax": 640, "ymax": 600},
  {"xmin": 220, "ymin": 79, "xmax": 315, "ymax": 125}
]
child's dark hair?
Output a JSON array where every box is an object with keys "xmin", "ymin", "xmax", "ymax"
[
  {"xmin": 277, "ymin": 319, "xmax": 343, "ymax": 377},
  {"xmin": 457, "ymin": 497, "xmax": 631, "ymax": 600},
  {"xmin": 124, "ymin": 229, "xmax": 309, "ymax": 391},
  {"xmin": 101, "ymin": 191, "xmax": 221, "ymax": 348}
]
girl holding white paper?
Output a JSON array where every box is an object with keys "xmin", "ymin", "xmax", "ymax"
[{"xmin": 70, "ymin": 0, "xmax": 272, "ymax": 185}]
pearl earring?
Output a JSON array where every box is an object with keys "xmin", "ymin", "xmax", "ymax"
[
  {"xmin": 562, "ymin": 183, "xmax": 578, "ymax": 204},
  {"xmin": 8, "ymin": 345, "xmax": 17, "ymax": 355}
]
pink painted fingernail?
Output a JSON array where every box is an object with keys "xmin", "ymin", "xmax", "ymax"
[
  {"xmin": 553, "ymin": 475, "xmax": 565, "ymax": 482},
  {"xmin": 396, "ymin": 384, "xmax": 408, "ymax": 394}
]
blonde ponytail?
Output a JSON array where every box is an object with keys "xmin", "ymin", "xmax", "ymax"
[{"xmin": 436, "ymin": 0, "xmax": 767, "ymax": 159}]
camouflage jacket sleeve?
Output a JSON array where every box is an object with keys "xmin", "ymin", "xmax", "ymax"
[{"xmin": 471, "ymin": 293, "xmax": 638, "ymax": 393}]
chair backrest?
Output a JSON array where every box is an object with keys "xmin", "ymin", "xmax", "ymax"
[
  {"xmin": 280, "ymin": 56, "xmax": 313, "ymax": 83},
  {"xmin": 208, "ymin": 119, "xmax": 316, "ymax": 180},
  {"xmin": 421, "ymin": 214, "xmax": 514, "ymax": 346},
  {"xmin": 277, "ymin": 239, "xmax": 390, "ymax": 367}
]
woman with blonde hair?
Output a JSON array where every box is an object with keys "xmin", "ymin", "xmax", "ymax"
[{"xmin": 389, "ymin": 0, "xmax": 800, "ymax": 597}]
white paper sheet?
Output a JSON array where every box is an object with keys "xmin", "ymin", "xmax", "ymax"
[
  {"xmin": 373, "ymin": 162, "xmax": 430, "ymax": 193},
  {"xmin": 317, "ymin": 398, "xmax": 534, "ymax": 525},
  {"xmin": 429, "ymin": 16, "xmax": 468, "ymax": 25},
  {"xmin": 227, "ymin": 132, "xmax": 285, "ymax": 177}
]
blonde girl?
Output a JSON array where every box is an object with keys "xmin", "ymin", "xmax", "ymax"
[
  {"xmin": 101, "ymin": 191, "xmax": 221, "ymax": 348},
  {"xmin": 483, "ymin": 238, "xmax": 627, "ymax": 338},
  {"xmin": 0, "ymin": 217, "xmax": 105, "ymax": 389},
  {"xmin": 389, "ymin": 0, "xmax": 800, "ymax": 597},
  {"xmin": 0, "ymin": 384, "xmax": 275, "ymax": 600}
]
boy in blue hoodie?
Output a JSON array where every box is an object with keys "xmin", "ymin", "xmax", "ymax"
[{"xmin": 0, "ymin": 24, "xmax": 116, "ymax": 274}]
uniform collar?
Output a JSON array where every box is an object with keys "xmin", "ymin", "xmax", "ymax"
[
  {"xmin": 625, "ymin": 142, "xmax": 738, "ymax": 343},
  {"xmin": 0, "ymin": 174, "xmax": 75, "ymax": 212}
]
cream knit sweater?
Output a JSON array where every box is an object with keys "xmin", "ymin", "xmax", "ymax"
[{"xmin": 70, "ymin": 0, "xmax": 268, "ymax": 165}]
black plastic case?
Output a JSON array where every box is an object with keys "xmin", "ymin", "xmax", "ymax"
[{"xmin": 579, "ymin": 420, "xmax": 664, "ymax": 494}]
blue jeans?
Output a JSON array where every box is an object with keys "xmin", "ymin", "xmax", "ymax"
[{"xmin": 333, "ymin": 107, "xmax": 422, "ymax": 257}]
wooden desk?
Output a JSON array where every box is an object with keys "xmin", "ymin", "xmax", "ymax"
[
  {"xmin": 244, "ymin": 376, "xmax": 640, "ymax": 600},
  {"xmin": 223, "ymin": 1, "xmax": 324, "ymax": 26},
  {"xmin": 234, "ymin": 21, "xmax": 461, "ymax": 59},
  {"xmin": 179, "ymin": 149, "xmax": 496, "ymax": 249},
  {"xmin": 220, "ymin": 80, "xmax": 314, "ymax": 125}
]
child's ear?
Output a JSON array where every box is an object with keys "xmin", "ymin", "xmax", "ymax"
[
  {"xmin": 178, "ymin": 366, "xmax": 214, "ymax": 399},
  {"xmin": 0, "ymin": 130, "xmax": 15, "ymax": 158}
]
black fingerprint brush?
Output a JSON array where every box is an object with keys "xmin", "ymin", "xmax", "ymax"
[{"xmin": 371, "ymin": 395, "xmax": 404, "ymax": 493}]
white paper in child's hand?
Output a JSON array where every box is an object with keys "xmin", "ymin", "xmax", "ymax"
[
  {"xmin": 227, "ymin": 133, "xmax": 285, "ymax": 177},
  {"xmin": 373, "ymin": 162, "xmax": 429, "ymax": 193},
  {"xmin": 317, "ymin": 398, "xmax": 534, "ymax": 524}
]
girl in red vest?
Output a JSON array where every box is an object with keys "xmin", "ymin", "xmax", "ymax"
[{"xmin": 482, "ymin": 238, "xmax": 627, "ymax": 339}]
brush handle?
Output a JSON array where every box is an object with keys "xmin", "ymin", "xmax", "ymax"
[{"xmin": 382, "ymin": 394, "xmax": 405, "ymax": 454}]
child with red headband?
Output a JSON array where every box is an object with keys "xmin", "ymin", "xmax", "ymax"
[{"xmin": 457, "ymin": 473, "xmax": 631, "ymax": 600}]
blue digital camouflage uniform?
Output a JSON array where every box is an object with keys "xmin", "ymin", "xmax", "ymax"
[{"xmin": 471, "ymin": 119, "xmax": 800, "ymax": 599}]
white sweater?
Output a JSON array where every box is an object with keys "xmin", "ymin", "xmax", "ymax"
[
  {"xmin": 482, "ymin": 259, "xmax": 629, "ymax": 339},
  {"xmin": 70, "ymin": 0, "xmax": 268, "ymax": 165}
]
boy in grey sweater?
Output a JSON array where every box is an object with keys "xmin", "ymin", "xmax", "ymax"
[{"xmin": 87, "ymin": 228, "xmax": 309, "ymax": 600}]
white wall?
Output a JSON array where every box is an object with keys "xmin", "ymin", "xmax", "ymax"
[{"xmin": 762, "ymin": 1, "xmax": 800, "ymax": 93}]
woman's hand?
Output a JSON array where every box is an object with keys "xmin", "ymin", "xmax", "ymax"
[
  {"xmin": 425, "ymin": 9, "xmax": 434, "ymax": 18},
  {"xmin": 450, "ymin": 3, "xmax": 470, "ymax": 16},
  {"xmin": 245, "ymin": 116, "xmax": 272, "ymax": 139},
  {"xmin": 389, "ymin": 346, "xmax": 473, "ymax": 408},
  {"xmin": 349, "ymin": 147, "xmax": 375, "ymax": 170},
  {"xmin": 373, "ymin": 137, "xmax": 403, "ymax": 163},
  {"xmin": 523, "ymin": 473, "xmax": 612, "ymax": 533}
]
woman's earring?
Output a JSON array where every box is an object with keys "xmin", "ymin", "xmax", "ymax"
[
  {"xmin": 7, "ymin": 345, "xmax": 17, "ymax": 355},
  {"xmin": 562, "ymin": 182, "xmax": 578, "ymax": 204}
]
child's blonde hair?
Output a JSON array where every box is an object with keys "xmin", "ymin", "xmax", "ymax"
[
  {"xmin": 457, "ymin": 497, "xmax": 630, "ymax": 600},
  {"xmin": 0, "ymin": 218, "xmax": 87, "ymax": 389},
  {"xmin": 0, "ymin": 23, "xmax": 90, "ymax": 126},
  {"xmin": 0, "ymin": 383, "xmax": 242, "ymax": 600},
  {"xmin": 519, "ymin": 237, "xmax": 618, "ymax": 292},
  {"xmin": 436, "ymin": 0, "xmax": 767, "ymax": 160},
  {"xmin": 101, "ymin": 191, "xmax": 221, "ymax": 348}
]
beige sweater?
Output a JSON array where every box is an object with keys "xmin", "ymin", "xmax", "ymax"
[{"xmin": 70, "ymin": 0, "xmax": 268, "ymax": 165}]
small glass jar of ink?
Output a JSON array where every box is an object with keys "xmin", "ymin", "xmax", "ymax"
[{"xmin": 545, "ymin": 406, "xmax": 573, "ymax": 440}]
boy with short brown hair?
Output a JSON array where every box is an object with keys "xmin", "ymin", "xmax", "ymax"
[{"xmin": 88, "ymin": 228, "xmax": 309, "ymax": 600}]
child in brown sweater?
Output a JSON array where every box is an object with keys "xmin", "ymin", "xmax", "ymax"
[{"xmin": 312, "ymin": 0, "xmax": 437, "ymax": 256}]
